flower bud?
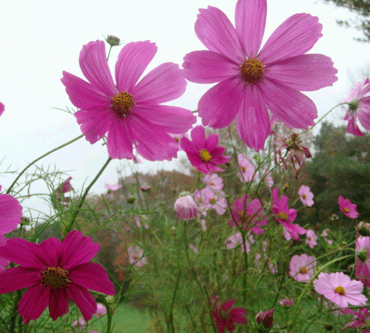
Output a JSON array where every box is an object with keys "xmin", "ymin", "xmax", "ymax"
[
  {"xmin": 106, "ymin": 35, "xmax": 120, "ymax": 46},
  {"xmin": 256, "ymin": 308, "xmax": 274, "ymax": 330},
  {"xmin": 174, "ymin": 193, "xmax": 198, "ymax": 220},
  {"xmin": 126, "ymin": 196, "xmax": 136, "ymax": 204},
  {"xmin": 357, "ymin": 221, "xmax": 370, "ymax": 237}
]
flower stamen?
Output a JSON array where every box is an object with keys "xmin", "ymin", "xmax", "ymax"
[
  {"xmin": 241, "ymin": 58, "xmax": 264, "ymax": 84},
  {"xmin": 112, "ymin": 91, "xmax": 135, "ymax": 118},
  {"xmin": 40, "ymin": 266, "xmax": 69, "ymax": 289},
  {"xmin": 200, "ymin": 149, "xmax": 212, "ymax": 162},
  {"xmin": 335, "ymin": 286, "xmax": 346, "ymax": 296}
]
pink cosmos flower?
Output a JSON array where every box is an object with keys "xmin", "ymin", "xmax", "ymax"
[
  {"xmin": 174, "ymin": 194, "xmax": 199, "ymax": 220},
  {"xmin": 203, "ymin": 173, "xmax": 224, "ymax": 191},
  {"xmin": 104, "ymin": 183, "xmax": 122, "ymax": 191},
  {"xmin": 305, "ymin": 229, "xmax": 318, "ymax": 249},
  {"xmin": 94, "ymin": 303, "xmax": 107, "ymax": 318},
  {"xmin": 200, "ymin": 219, "xmax": 207, "ymax": 231},
  {"xmin": 193, "ymin": 188, "xmax": 209, "ymax": 216},
  {"xmin": 272, "ymin": 187, "xmax": 306, "ymax": 240},
  {"xmin": 241, "ymin": 234, "xmax": 254, "ymax": 253},
  {"xmin": 189, "ymin": 243, "xmax": 198, "ymax": 253},
  {"xmin": 298, "ymin": 185, "xmax": 314, "ymax": 207},
  {"xmin": 343, "ymin": 78, "xmax": 370, "ymax": 136},
  {"xmin": 225, "ymin": 233, "xmax": 243, "ymax": 249},
  {"xmin": 255, "ymin": 308, "xmax": 274, "ymax": 329},
  {"xmin": 169, "ymin": 133, "xmax": 189, "ymax": 151},
  {"xmin": 62, "ymin": 40, "xmax": 196, "ymax": 160},
  {"xmin": 313, "ymin": 272, "xmax": 367, "ymax": 308},
  {"xmin": 289, "ymin": 254, "xmax": 316, "ymax": 283},
  {"xmin": 236, "ymin": 153, "xmax": 255, "ymax": 182},
  {"xmin": 128, "ymin": 246, "xmax": 147, "ymax": 267},
  {"xmin": 321, "ymin": 229, "xmax": 333, "ymax": 245},
  {"xmin": 262, "ymin": 169, "xmax": 274, "ymax": 188},
  {"xmin": 355, "ymin": 236, "xmax": 370, "ymax": 287},
  {"xmin": 72, "ymin": 317, "xmax": 86, "ymax": 331},
  {"xmin": 279, "ymin": 298, "xmax": 294, "ymax": 307},
  {"xmin": 338, "ymin": 196, "xmax": 359, "ymax": 219},
  {"xmin": 210, "ymin": 296, "xmax": 247, "ymax": 333},
  {"xmin": 228, "ymin": 194, "xmax": 267, "ymax": 234},
  {"xmin": 340, "ymin": 307, "xmax": 370, "ymax": 332},
  {"xmin": 0, "ymin": 103, "xmax": 4, "ymax": 116},
  {"xmin": 202, "ymin": 187, "xmax": 227, "ymax": 215},
  {"xmin": 180, "ymin": 126, "xmax": 230, "ymax": 174},
  {"xmin": 56, "ymin": 177, "xmax": 74, "ymax": 198},
  {"xmin": 0, "ymin": 230, "xmax": 115, "ymax": 323},
  {"xmin": 183, "ymin": 0, "xmax": 337, "ymax": 151},
  {"xmin": 0, "ymin": 192, "xmax": 22, "ymax": 235}
]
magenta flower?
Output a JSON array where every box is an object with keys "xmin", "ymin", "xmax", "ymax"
[
  {"xmin": 255, "ymin": 308, "xmax": 274, "ymax": 329},
  {"xmin": 210, "ymin": 296, "xmax": 247, "ymax": 333},
  {"xmin": 62, "ymin": 40, "xmax": 196, "ymax": 160},
  {"xmin": 355, "ymin": 236, "xmax": 370, "ymax": 287},
  {"xmin": 339, "ymin": 196, "xmax": 359, "ymax": 219},
  {"xmin": 228, "ymin": 194, "xmax": 267, "ymax": 234},
  {"xmin": 313, "ymin": 272, "xmax": 367, "ymax": 308},
  {"xmin": 56, "ymin": 176, "xmax": 74, "ymax": 198},
  {"xmin": 183, "ymin": 0, "xmax": 337, "ymax": 151},
  {"xmin": 0, "ymin": 192, "xmax": 22, "ymax": 235},
  {"xmin": 343, "ymin": 78, "xmax": 370, "ymax": 136},
  {"xmin": 128, "ymin": 246, "xmax": 147, "ymax": 267},
  {"xmin": 180, "ymin": 126, "xmax": 230, "ymax": 174},
  {"xmin": 305, "ymin": 229, "xmax": 318, "ymax": 249},
  {"xmin": 203, "ymin": 173, "xmax": 224, "ymax": 191},
  {"xmin": 279, "ymin": 298, "xmax": 294, "ymax": 307},
  {"xmin": 202, "ymin": 187, "xmax": 227, "ymax": 215},
  {"xmin": 0, "ymin": 230, "xmax": 115, "ymax": 323},
  {"xmin": 298, "ymin": 185, "xmax": 314, "ymax": 207},
  {"xmin": 174, "ymin": 194, "xmax": 199, "ymax": 220},
  {"xmin": 0, "ymin": 103, "xmax": 4, "ymax": 116},
  {"xmin": 341, "ymin": 307, "xmax": 370, "ymax": 332},
  {"xmin": 272, "ymin": 187, "xmax": 306, "ymax": 240},
  {"xmin": 289, "ymin": 254, "xmax": 316, "ymax": 283},
  {"xmin": 236, "ymin": 153, "xmax": 255, "ymax": 183},
  {"xmin": 104, "ymin": 183, "xmax": 122, "ymax": 191}
]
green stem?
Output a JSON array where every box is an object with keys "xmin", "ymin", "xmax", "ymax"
[
  {"xmin": 66, "ymin": 157, "xmax": 112, "ymax": 236},
  {"xmin": 100, "ymin": 297, "xmax": 112, "ymax": 333},
  {"xmin": 169, "ymin": 269, "xmax": 181, "ymax": 333},
  {"xmin": 6, "ymin": 134, "xmax": 84, "ymax": 194}
]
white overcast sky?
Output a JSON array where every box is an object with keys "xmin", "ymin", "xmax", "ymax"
[{"xmin": 0, "ymin": 0, "xmax": 367, "ymax": 220}]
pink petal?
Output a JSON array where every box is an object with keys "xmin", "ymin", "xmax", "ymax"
[
  {"xmin": 33, "ymin": 237, "xmax": 62, "ymax": 267},
  {"xmin": 235, "ymin": 0, "xmax": 267, "ymax": 58},
  {"xmin": 115, "ymin": 41, "xmax": 157, "ymax": 92},
  {"xmin": 205, "ymin": 133, "xmax": 219, "ymax": 151},
  {"xmin": 183, "ymin": 50, "xmax": 239, "ymax": 83},
  {"xmin": 61, "ymin": 71, "xmax": 111, "ymax": 110},
  {"xmin": 236, "ymin": 84, "xmax": 271, "ymax": 151},
  {"xmin": 49, "ymin": 288, "xmax": 69, "ymax": 321},
  {"xmin": 18, "ymin": 285, "xmax": 49, "ymax": 323},
  {"xmin": 0, "ymin": 194, "xmax": 22, "ymax": 235},
  {"xmin": 260, "ymin": 79, "xmax": 317, "ymax": 129},
  {"xmin": 0, "ymin": 235, "xmax": 9, "ymax": 269},
  {"xmin": 67, "ymin": 284, "xmax": 97, "ymax": 322},
  {"xmin": 191, "ymin": 125, "xmax": 207, "ymax": 146},
  {"xmin": 195, "ymin": 6, "xmax": 245, "ymax": 63},
  {"xmin": 69, "ymin": 263, "xmax": 115, "ymax": 295},
  {"xmin": 198, "ymin": 77, "xmax": 244, "ymax": 128},
  {"xmin": 228, "ymin": 308, "xmax": 247, "ymax": 324},
  {"xmin": 133, "ymin": 63, "xmax": 186, "ymax": 104},
  {"xmin": 0, "ymin": 267, "xmax": 40, "ymax": 293},
  {"xmin": 75, "ymin": 109, "xmax": 113, "ymax": 144},
  {"xmin": 265, "ymin": 54, "xmax": 337, "ymax": 91},
  {"xmin": 357, "ymin": 104, "xmax": 370, "ymax": 130},
  {"xmin": 222, "ymin": 299, "xmax": 235, "ymax": 311},
  {"xmin": 0, "ymin": 102, "xmax": 4, "ymax": 116},
  {"xmin": 79, "ymin": 40, "xmax": 116, "ymax": 97},
  {"xmin": 60, "ymin": 230, "xmax": 100, "ymax": 270},
  {"xmin": 259, "ymin": 13, "xmax": 323, "ymax": 65},
  {"xmin": 106, "ymin": 116, "xmax": 135, "ymax": 159}
]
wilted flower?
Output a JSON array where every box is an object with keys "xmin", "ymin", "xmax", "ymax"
[
  {"xmin": 357, "ymin": 221, "xmax": 370, "ymax": 238},
  {"xmin": 340, "ymin": 307, "xmax": 370, "ymax": 332},
  {"xmin": 56, "ymin": 177, "xmax": 74, "ymax": 198}
]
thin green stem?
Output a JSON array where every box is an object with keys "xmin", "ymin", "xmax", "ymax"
[
  {"xmin": 169, "ymin": 269, "xmax": 181, "ymax": 333},
  {"xmin": 7, "ymin": 134, "xmax": 84, "ymax": 195},
  {"xmin": 100, "ymin": 297, "xmax": 112, "ymax": 333}
]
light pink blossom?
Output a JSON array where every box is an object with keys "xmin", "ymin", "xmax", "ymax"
[
  {"xmin": 202, "ymin": 187, "xmax": 227, "ymax": 215},
  {"xmin": 340, "ymin": 307, "xmax": 370, "ymax": 332},
  {"xmin": 289, "ymin": 254, "xmax": 316, "ymax": 283},
  {"xmin": 338, "ymin": 196, "xmax": 359, "ymax": 219},
  {"xmin": 72, "ymin": 317, "xmax": 86, "ymax": 331},
  {"xmin": 193, "ymin": 189, "xmax": 209, "ymax": 216},
  {"xmin": 203, "ymin": 173, "xmax": 224, "ymax": 191},
  {"xmin": 279, "ymin": 298, "xmax": 294, "ymax": 307},
  {"xmin": 321, "ymin": 229, "xmax": 333, "ymax": 245},
  {"xmin": 236, "ymin": 153, "xmax": 255, "ymax": 182},
  {"xmin": 225, "ymin": 233, "xmax": 243, "ymax": 249},
  {"xmin": 94, "ymin": 303, "xmax": 107, "ymax": 318},
  {"xmin": 200, "ymin": 219, "xmax": 207, "ymax": 231},
  {"xmin": 104, "ymin": 183, "xmax": 122, "ymax": 191},
  {"xmin": 128, "ymin": 246, "xmax": 147, "ymax": 267},
  {"xmin": 305, "ymin": 229, "xmax": 318, "ymax": 249},
  {"xmin": 189, "ymin": 243, "xmax": 198, "ymax": 253},
  {"xmin": 298, "ymin": 185, "xmax": 314, "ymax": 207},
  {"xmin": 183, "ymin": 0, "xmax": 337, "ymax": 151}
]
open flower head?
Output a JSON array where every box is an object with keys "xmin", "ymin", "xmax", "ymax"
[
  {"xmin": 305, "ymin": 229, "xmax": 318, "ymax": 248},
  {"xmin": 203, "ymin": 173, "xmax": 224, "ymax": 191},
  {"xmin": 298, "ymin": 185, "xmax": 314, "ymax": 207},
  {"xmin": 289, "ymin": 254, "xmax": 316, "ymax": 283},
  {"xmin": 0, "ymin": 230, "xmax": 115, "ymax": 323},
  {"xmin": 183, "ymin": 0, "xmax": 337, "ymax": 151},
  {"xmin": 236, "ymin": 153, "xmax": 255, "ymax": 182},
  {"xmin": 340, "ymin": 307, "xmax": 370, "ymax": 332},
  {"xmin": 128, "ymin": 245, "xmax": 147, "ymax": 267},
  {"xmin": 180, "ymin": 126, "xmax": 230, "ymax": 174},
  {"xmin": 338, "ymin": 196, "xmax": 359, "ymax": 219},
  {"xmin": 62, "ymin": 40, "xmax": 196, "ymax": 161}
]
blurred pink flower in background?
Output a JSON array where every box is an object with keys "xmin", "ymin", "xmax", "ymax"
[
  {"xmin": 279, "ymin": 298, "xmax": 294, "ymax": 307},
  {"xmin": 104, "ymin": 183, "xmax": 122, "ymax": 191},
  {"xmin": 340, "ymin": 307, "xmax": 370, "ymax": 332},
  {"xmin": 203, "ymin": 173, "xmax": 224, "ymax": 191},
  {"xmin": 0, "ymin": 192, "xmax": 22, "ymax": 235},
  {"xmin": 305, "ymin": 229, "xmax": 318, "ymax": 248},
  {"xmin": 338, "ymin": 196, "xmax": 359, "ymax": 219},
  {"xmin": 189, "ymin": 243, "xmax": 198, "ymax": 253},
  {"xmin": 236, "ymin": 153, "xmax": 255, "ymax": 183},
  {"xmin": 298, "ymin": 185, "xmax": 314, "ymax": 207},
  {"xmin": 343, "ymin": 78, "xmax": 370, "ymax": 136},
  {"xmin": 93, "ymin": 303, "xmax": 107, "ymax": 318},
  {"xmin": 0, "ymin": 103, "xmax": 4, "ymax": 116},
  {"xmin": 289, "ymin": 254, "xmax": 316, "ymax": 283},
  {"xmin": 202, "ymin": 187, "xmax": 227, "ymax": 215},
  {"xmin": 62, "ymin": 40, "xmax": 195, "ymax": 160},
  {"xmin": 199, "ymin": 219, "xmax": 207, "ymax": 231},
  {"xmin": 321, "ymin": 229, "xmax": 333, "ymax": 245},
  {"xmin": 225, "ymin": 233, "xmax": 243, "ymax": 249},
  {"xmin": 193, "ymin": 188, "xmax": 209, "ymax": 217},
  {"xmin": 180, "ymin": 126, "xmax": 230, "ymax": 174},
  {"xmin": 128, "ymin": 245, "xmax": 147, "ymax": 267},
  {"xmin": 72, "ymin": 317, "xmax": 86, "ymax": 331},
  {"xmin": 56, "ymin": 177, "xmax": 74, "ymax": 198},
  {"xmin": 355, "ymin": 236, "xmax": 370, "ymax": 287}
]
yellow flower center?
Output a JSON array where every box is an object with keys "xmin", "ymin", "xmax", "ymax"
[
  {"xmin": 198, "ymin": 198, "xmax": 203, "ymax": 203},
  {"xmin": 302, "ymin": 194, "xmax": 307, "ymax": 199},
  {"xmin": 335, "ymin": 286, "xmax": 345, "ymax": 296},
  {"xmin": 238, "ymin": 210, "xmax": 251, "ymax": 221},
  {"xmin": 97, "ymin": 312, "xmax": 103, "ymax": 317},
  {"xmin": 209, "ymin": 198, "xmax": 216, "ymax": 204},
  {"xmin": 241, "ymin": 58, "xmax": 264, "ymax": 83},
  {"xmin": 279, "ymin": 211, "xmax": 288, "ymax": 220},
  {"xmin": 209, "ymin": 182, "xmax": 214, "ymax": 186},
  {"xmin": 174, "ymin": 137, "xmax": 179, "ymax": 142},
  {"xmin": 133, "ymin": 255, "xmax": 139, "ymax": 260},
  {"xmin": 299, "ymin": 267, "xmax": 307, "ymax": 274},
  {"xmin": 241, "ymin": 166, "xmax": 246, "ymax": 172},
  {"xmin": 199, "ymin": 149, "xmax": 212, "ymax": 162},
  {"xmin": 344, "ymin": 207, "xmax": 350, "ymax": 213},
  {"xmin": 111, "ymin": 91, "xmax": 135, "ymax": 118},
  {"xmin": 40, "ymin": 266, "xmax": 69, "ymax": 289}
]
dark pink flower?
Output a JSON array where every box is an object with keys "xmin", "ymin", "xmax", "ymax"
[
  {"xmin": 343, "ymin": 78, "xmax": 370, "ymax": 136},
  {"xmin": 183, "ymin": 0, "xmax": 337, "ymax": 151},
  {"xmin": 338, "ymin": 196, "xmax": 359, "ymax": 219},
  {"xmin": 272, "ymin": 187, "xmax": 306, "ymax": 240},
  {"xmin": 228, "ymin": 194, "xmax": 267, "ymax": 234},
  {"xmin": 0, "ymin": 230, "xmax": 115, "ymax": 323},
  {"xmin": 174, "ymin": 194, "xmax": 199, "ymax": 220},
  {"xmin": 0, "ymin": 192, "xmax": 23, "ymax": 235},
  {"xmin": 180, "ymin": 125, "xmax": 230, "ymax": 174},
  {"xmin": 0, "ymin": 103, "xmax": 4, "ymax": 116},
  {"xmin": 298, "ymin": 185, "xmax": 314, "ymax": 207},
  {"xmin": 0, "ymin": 235, "xmax": 9, "ymax": 271},
  {"xmin": 56, "ymin": 177, "xmax": 74, "ymax": 198},
  {"xmin": 255, "ymin": 308, "xmax": 274, "ymax": 329},
  {"xmin": 355, "ymin": 236, "xmax": 370, "ymax": 287},
  {"xmin": 340, "ymin": 307, "xmax": 370, "ymax": 332},
  {"xmin": 62, "ymin": 40, "xmax": 196, "ymax": 161},
  {"xmin": 210, "ymin": 296, "xmax": 247, "ymax": 333}
]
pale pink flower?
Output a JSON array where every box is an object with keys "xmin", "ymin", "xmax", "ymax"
[
  {"xmin": 169, "ymin": 133, "xmax": 189, "ymax": 150},
  {"xmin": 93, "ymin": 303, "xmax": 107, "ymax": 318},
  {"xmin": 189, "ymin": 243, "xmax": 198, "ymax": 253},
  {"xmin": 355, "ymin": 236, "xmax": 370, "ymax": 287},
  {"xmin": 289, "ymin": 254, "xmax": 316, "ymax": 283},
  {"xmin": 203, "ymin": 173, "xmax": 223, "ymax": 191},
  {"xmin": 343, "ymin": 78, "xmax": 370, "ymax": 136},
  {"xmin": 62, "ymin": 40, "xmax": 196, "ymax": 160},
  {"xmin": 262, "ymin": 169, "xmax": 274, "ymax": 188},
  {"xmin": 134, "ymin": 216, "xmax": 142, "ymax": 227},
  {"xmin": 200, "ymin": 219, "xmax": 207, "ymax": 231},
  {"xmin": 305, "ymin": 229, "xmax": 318, "ymax": 248},
  {"xmin": 202, "ymin": 187, "xmax": 227, "ymax": 215},
  {"xmin": 236, "ymin": 153, "xmax": 255, "ymax": 182},
  {"xmin": 104, "ymin": 183, "xmax": 122, "ymax": 191},
  {"xmin": 313, "ymin": 272, "xmax": 367, "ymax": 308},
  {"xmin": 338, "ymin": 196, "xmax": 359, "ymax": 219},
  {"xmin": 180, "ymin": 126, "xmax": 230, "ymax": 174},
  {"xmin": 298, "ymin": 185, "xmax": 314, "ymax": 207},
  {"xmin": 340, "ymin": 307, "xmax": 370, "ymax": 332},
  {"xmin": 193, "ymin": 189, "xmax": 208, "ymax": 216},
  {"xmin": 321, "ymin": 229, "xmax": 333, "ymax": 245},
  {"xmin": 183, "ymin": 0, "xmax": 337, "ymax": 151},
  {"xmin": 225, "ymin": 233, "xmax": 243, "ymax": 249},
  {"xmin": 72, "ymin": 317, "xmax": 86, "ymax": 331},
  {"xmin": 128, "ymin": 246, "xmax": 147, "ymax": 267},
  {"xmin": 279, "ymin": 298, "xmax": 294, "ymax": 307},
  {"xmin": 174, "ymin": 194, "xmax": 199, "ymax": 220},
  {"xmin": 241, "ymin": 234, "xmax": 254, "ymax": 253}
]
